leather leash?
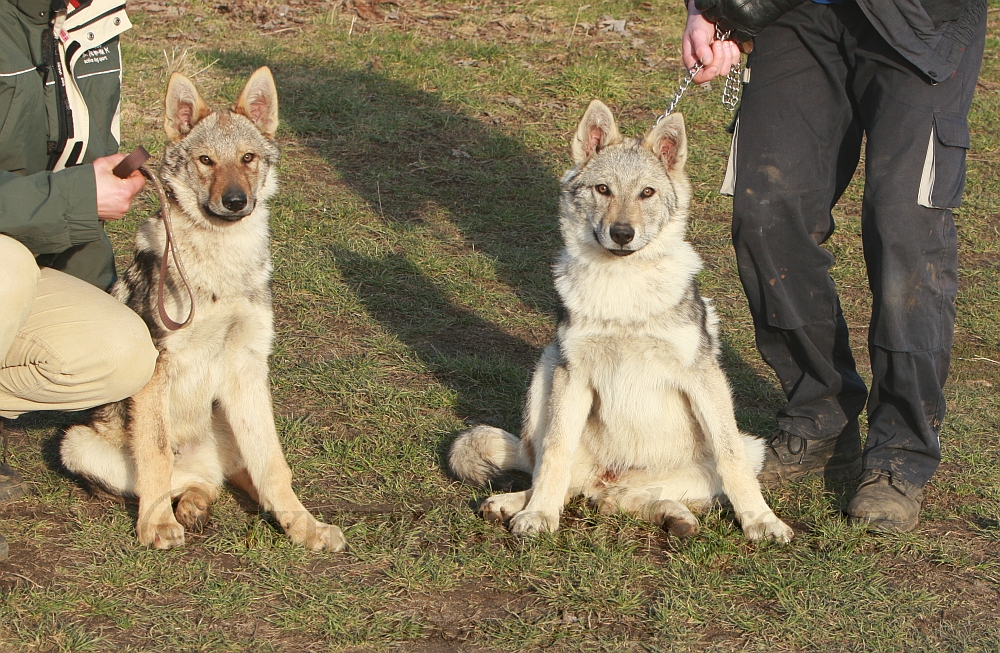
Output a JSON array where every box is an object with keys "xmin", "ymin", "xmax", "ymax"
[{"xmin": 113, "ymin": 146, "xmax": 195, "ymax": 330}]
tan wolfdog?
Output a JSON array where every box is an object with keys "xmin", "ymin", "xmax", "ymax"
[
  {"xmin": 61, "ymin": 68, "xmax": 345, "ymax": 552},
  {"xmin": 449, "ymin": 101, "xmax": 793, "ymax": 543}
]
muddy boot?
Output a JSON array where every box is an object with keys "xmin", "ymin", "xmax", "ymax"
[
  {"xmin": 0, "ymin": 464, "xmax": 26, "ymax": 503},
  {"xmin": 758, "ymin": 421, "xmax": 862, "ymax": 488},
  {"xmin": 0, "ymin": 421, "xmax": 26, "ymax": 503},
  {"xmin": 847, "ymin": 469, "xmax": 923, "ymax": 533}
]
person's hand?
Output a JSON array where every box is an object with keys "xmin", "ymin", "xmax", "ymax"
[
  {"xmin": 93, "ymin": 154, "xmax": 146, "ymax": 221},
  {"xmin": 682, "ymin": 0, "xmax": 741, "ymax": 84}
]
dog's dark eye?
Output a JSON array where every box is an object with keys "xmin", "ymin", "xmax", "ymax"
[
  {"xmin": 242, "ymin": 153, "xmax": 255, "ymax": 164},
  {"xmin": 595, "ymin": 184, "xmax": 611, "ymax": 196},
  {"xmin": 199, "ymin": 155, "xmax": 213, "ymax": 166},
  {"xmin": 640, "ymin": 187, "xmax": 656, "ymax": 198}
]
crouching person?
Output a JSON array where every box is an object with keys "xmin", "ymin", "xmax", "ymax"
[{"xmin": 0, "ymin": 0, "xmax": 156, "ymax": 559}]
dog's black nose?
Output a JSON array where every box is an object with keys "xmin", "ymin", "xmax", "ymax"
[
  {"xmin": 610, "ymin": 223, "xmax": 634, "ymax": 246},
  {"xmin": 222, "ymin": 190, "xmax": 248, "ymax": 212}
]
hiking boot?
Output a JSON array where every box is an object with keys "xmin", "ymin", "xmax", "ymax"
[
  {"xmin": 847, "ymin": 469, "xmax": 923, "ymax": 533},
  {"xmin": 758, "ymin": 421, "xmax": 862, "ymax": 488},
  {"xmin": 0, "ymin": 463, "xmax": 26, "ymax": 503}
]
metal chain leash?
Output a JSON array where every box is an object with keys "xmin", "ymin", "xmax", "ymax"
[
  {"xmin": 659, "ymin": 61, "xmax": 704, "ymax": 121},
  {"xmin": 660, "ymin": 24, "xmax": 744, "ymax": 121}
]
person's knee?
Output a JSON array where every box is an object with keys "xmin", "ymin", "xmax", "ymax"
[
  {"xmin": 103, "ymin": 308, "xmax": 158, "ymax": 402},
  {"xmin": 0, "ymin": 236, "xmax": 41, "ymax": 316}
]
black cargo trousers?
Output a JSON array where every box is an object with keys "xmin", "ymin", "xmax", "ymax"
[{"xmin": 730, "ymin": 0, "xmax": 985, "ymax": 488}]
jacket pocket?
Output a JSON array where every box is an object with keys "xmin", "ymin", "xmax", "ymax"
[{"xmin": 917, "ymin": 111, "xmax": 970, "ymax": 209}]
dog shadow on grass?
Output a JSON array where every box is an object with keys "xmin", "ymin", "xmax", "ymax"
[{"xmin": 206, "ymin": 53, "xmax": 784, "ymax": 471}]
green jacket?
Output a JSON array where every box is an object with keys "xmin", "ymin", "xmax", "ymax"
[{"xmin": 0, "ymin": 0, "xmax": 131, "ymax": 290}]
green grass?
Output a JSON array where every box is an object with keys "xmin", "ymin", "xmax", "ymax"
[{"xmin": 1, "ymin": 0, "xmax": 999, "ymax": 650}]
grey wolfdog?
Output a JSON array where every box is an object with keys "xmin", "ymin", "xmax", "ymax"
[
  {"xmin": 449, "ymin": 101, "xmax": 793, "ymax": 543},
  {"xmin": 61, "ymin": 68, "xmax": 345, "ymax": 552}
]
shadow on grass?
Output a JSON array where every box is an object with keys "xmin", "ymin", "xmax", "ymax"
[
  {"xmin": 206, "ymin": 52, "xmax": 786, "ymax": 440},
  {"xmin": 213, "ymin": 51, "xmax": 560, "ymax": 434}
]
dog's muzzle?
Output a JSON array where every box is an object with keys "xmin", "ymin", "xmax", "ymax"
[
  {"xmin": 594, "ymin": 227, "xmax": 637, "ymax": 257},
  {"xmin": 204, "ymin": 200, "xmax": 254, "ymax": 222}
]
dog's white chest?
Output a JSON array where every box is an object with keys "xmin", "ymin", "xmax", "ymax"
[
  {"xmin": 164, "ymin": 299, "xmax": 272, "ymax": 445},
  {"xmin": 563, "ymin": 331, "xmax": 707, "ymax": 470}
]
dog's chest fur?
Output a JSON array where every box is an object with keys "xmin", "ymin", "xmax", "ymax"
[
  {"xmin": 115, "ymin": 204, "xmax": 274, "ymax": 446},
  {"xmin": 553, "ymin": 246, "xmax": 720, "ymax": 469}
]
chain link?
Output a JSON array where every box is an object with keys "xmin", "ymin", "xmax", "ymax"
[
  {"xmin": 660, "ymin": 24, "xmax": 744, "ymax": 121},
  {"xmin": 658, "ymin": 62, "xmax": 704, "ymax": 123},
  {"xmin": 722, "ymin": 59, "xmax": 742, "ymax": 111}
]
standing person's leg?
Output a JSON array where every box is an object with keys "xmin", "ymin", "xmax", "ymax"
[
  {"xmin": 731, "ymin": 2, "xmax": 868, "ymax": 485},
  {"xmin": 0, "ymin": 234, "xmax": 158, "ymax": 559},
  {"xmin": 845, "ymin": 3, "xmax": 986, "ymax": 531}
]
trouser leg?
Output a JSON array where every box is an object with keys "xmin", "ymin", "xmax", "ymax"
[
  {"xmin": 732, "ymin": 2, "xmax": 867, "ymax": 441},
  {"xmin": 0, "ymin": 235, "xmax": 40, "ymax": 362},
  {"xmin": 847, "ymin": 3, "xmax": 986, "ymax": 488},
  {"xmin": 0, "ymin": 260, "xmax": 157, "ymax": 419}
]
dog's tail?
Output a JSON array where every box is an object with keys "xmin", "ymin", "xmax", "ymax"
[
  {"xmin": 62, "ymin": 424, "xmax": 136, "ymax": 497},
  {"xmin": 448, "ymin": 425, "xmax": 531, "ymax": 486}
]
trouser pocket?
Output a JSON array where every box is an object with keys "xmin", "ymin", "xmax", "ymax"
[{"xmin": 917, "ymin": 111, "xmax": 970, "ymax": 209}]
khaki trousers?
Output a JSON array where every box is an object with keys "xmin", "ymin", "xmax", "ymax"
[{"xmin": 0, "ymin": 234, "xmax": 157, "ymax": 419}]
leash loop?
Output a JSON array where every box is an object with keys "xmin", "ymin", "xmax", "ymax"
[
  {"xmin": 141, "ymin": 165, "xmax": 196, "ymax": 331},
  {"xmin": 114, "ymin": 147, "xmax": 195, "ymax": 331}
]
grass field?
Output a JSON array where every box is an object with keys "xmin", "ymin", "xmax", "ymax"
[{"xmin": 2, "ymin": 0, "xmax": 999, "ymax": 650}]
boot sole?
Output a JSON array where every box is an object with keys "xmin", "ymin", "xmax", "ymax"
[
  {"xmin": 0, "ymin": 483, "xmax": 26, "ymax": 503},
  {"xmin": 849, "ymin": 514, "xmax": 919, "ymax": 533}
]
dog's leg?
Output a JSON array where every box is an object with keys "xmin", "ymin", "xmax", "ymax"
[
  {"xmin": 685, "ymin": 366, "xmax": 793, "ymax": 543},
  {"xmin": 131, "ymin": 356, "xmax": 186, "ymax": 550},
  {"xmin": 219, "ymin": 354, "xmax": 345, "ymax": 552},
  {"xmin": 170, "ymin": 442, "xmax": 223, "ymax": 533},
  {"xmin": 509, "ymin": 362, "xmax": 591, "ymax": 537}
]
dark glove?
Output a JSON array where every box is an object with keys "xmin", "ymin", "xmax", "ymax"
[{"xmin": 694, "ymin": 0, "xmax": 808, "ymax": 41}]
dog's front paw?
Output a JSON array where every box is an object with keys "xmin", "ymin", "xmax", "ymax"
[
  {"xmin": 308, "ymin": 523, "xmax": 346, "ymax": 552},
  {"xmin": 742, "ymin": 511, "xmax": 794, "ymax": 544},
  {"xmin": 479, "ymin": 492, "xmax": 530, "ymax": 524},
  {"xmin": 509, "ymin": 510, "xmax": 559, "ymax": 537},
  {"xmin": 286, "ymin": 517, "xmax": 346, "ymax": 552},
  {"xmin": 137, "ymin": 515, "xmax": 186, "ymax": 550}
]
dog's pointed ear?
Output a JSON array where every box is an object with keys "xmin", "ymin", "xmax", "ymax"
[
  {"xmin": 233, "ymin": 67, "xmax": 279, "ymax": 139},
  {"xmin": 164, "ymin": 73, "xmax": 211, "ymax": 142},
  {"xmin": 571, "ymin": 100, "xmax": 622, "ymax": 167},
  {"xmin": 641, "ymin": 113, "xmax": 687, "ymax": 174}
]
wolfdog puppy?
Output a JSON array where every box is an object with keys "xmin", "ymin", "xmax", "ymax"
[
  {"xmin": 61, "ymin": 68, "xmax": 345, "ymax": 552},
  {"xmin": 449, "ymin": 101, "xmax": 792, "ymax": 542}
]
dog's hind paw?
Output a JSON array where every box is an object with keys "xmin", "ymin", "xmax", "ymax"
[
  {"xmin": 742, "ymin": 511, "xmax": 794, "ymax": 544},
  {"xmin": 175, "ymin": 488, "xmax": 212, "ymax": 533},
  {"xmin": 509, "ymin": 510, "xmax": 559, "ymax": 537}
]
